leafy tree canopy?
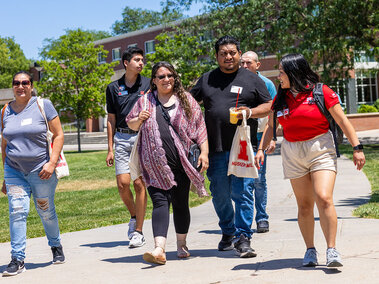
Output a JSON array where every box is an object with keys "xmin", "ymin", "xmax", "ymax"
[
  {"xmin": 37, "ymin": 29, "xmax": 116, "ymax": 151},
  {"xmin": 142, "ymin": 32, "xmax": 216, "ymax": 89},
  {"xmin": 0, "ymin": 37, "xmax": 30, "ymax": 89},
  {"xmin": 111, "ymin": 6, "xmax": 184, "ymax": 35},
  {"xmin": 39, "ymin": 29, "xmax": 111, "ymax": 60},
  {"xmin": 160, "ymin": 0, "xmax": 378, "ymax": 84}
]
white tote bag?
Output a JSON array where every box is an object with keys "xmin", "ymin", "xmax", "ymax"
[
  {"xmin": 227, "ymin": 110, "xmax": 258, "ymax": 178},
  {"xmin": 129, "ymin": 94, "xmax": 147, "ymax": 181},
  {"xmin": 37, "ymin": 97, "xmax": 70, "ymax": 179}
]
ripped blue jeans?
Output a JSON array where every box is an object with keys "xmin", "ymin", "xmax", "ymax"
[{"xmin": 4, "ymin": 162, "xmax": 61, "ymax": 261}]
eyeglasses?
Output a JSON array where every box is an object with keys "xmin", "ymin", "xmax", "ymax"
[
  {"xmin": 156, "ymin": 74, "xmax": 174, "ymax": 80},
  {"xmin": 12, "ymin": 80, "xmax": 31, "ymax": 87}
]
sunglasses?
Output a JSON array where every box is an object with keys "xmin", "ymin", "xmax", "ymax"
[
  {"xmin": 12, "ymin": 80, "xmax": 31, "ymax": 87},
  {"xmin": 156, "ymin": 74, "xmax": 174, "ymax": 80}
]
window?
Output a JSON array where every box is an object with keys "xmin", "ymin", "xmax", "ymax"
[
  {"xmin": 98, "ymin": 52, "xmax": 106, "ymax": 64},
  {"xmin": 112, "ymin": 48, "xmax": 121, "ymax": 61},
  {"xmin": 128, "ymin": 43, "xmax": 137, "ymax": 48},
  {"xmin": 144, "ymin": 40, "xmax": 155, "ymax": 54},
  {"xmin": 355, "ymin": 71, "xmax": 378, "ymax": 104}
]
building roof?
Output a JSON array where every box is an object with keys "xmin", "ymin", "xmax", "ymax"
[{"xmin": 93, "ymin": 20, "xmax": 183, "ymax": 46}]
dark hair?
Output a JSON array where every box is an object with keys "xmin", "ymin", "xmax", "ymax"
[
  {"xmin": 13, "ymin": 71, "xmax": 33, "ymax": 86},
  {"xmin": 215, "ymin": 35, "xmax": 240, "ymax": 54},
  {"xmin": 122, "ymin": 46, "xmax": 144, "ymax": 68},
  {"xmin": 150, "ymin": 61, "xmax": 192, "ymax": 119},
  {"xmin": 273, "ymin": 53, "xmax": 319, "ymax": 111}
]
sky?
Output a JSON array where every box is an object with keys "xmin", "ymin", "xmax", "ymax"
[{"xmin": 0, "ymin": 0, "xmax": 203, "ymax": 60}]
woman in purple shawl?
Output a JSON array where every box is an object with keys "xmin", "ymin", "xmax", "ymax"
[{"xmin": 127, "ymin": 61, "xmax": 209, "ymax": 265}]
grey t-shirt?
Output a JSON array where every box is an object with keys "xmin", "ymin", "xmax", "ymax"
[{"xmin": 2, "ymin": 97, "xmax": 58, "ymax": 173}]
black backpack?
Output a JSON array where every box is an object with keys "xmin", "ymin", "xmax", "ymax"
[{"xmin": 312, "ymin": 83, "xmax": 344, "ymax": 157}]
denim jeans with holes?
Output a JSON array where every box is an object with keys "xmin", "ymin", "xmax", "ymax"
[
  {"xmin": 4, "ymin": 162, "xmax": 61, "ymax": 261},
  {"xmin": 207, "ymin": 151, "xmax": 254, "ymax": 239}
]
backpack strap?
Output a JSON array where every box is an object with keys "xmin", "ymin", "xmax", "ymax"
[
  {"xmin": 273, "ymin": 111, "xmax": 277, "ymax": 141},
  {"xmin": 312, "ymin": 83, "xmax": 341, "ymax": 157},
  {"xmin": 1, "ymin": 104, "xmax": 9, "ymax": 132}
]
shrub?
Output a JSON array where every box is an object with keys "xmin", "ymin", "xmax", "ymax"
[
  {"xmin": 374, "ymin": 99, "xmax": 379, "ymax": 111},
  {"xmin": 358, "ymin": 104, "xmax": 378, "ymax": 113}
]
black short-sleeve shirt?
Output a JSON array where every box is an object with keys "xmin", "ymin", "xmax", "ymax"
[
  {"xmin": 191, "ymin": 67, "xmax": 272, "ymax": 153},
  {"xmin": 106, "ymin": 74, "xmax": 150, "ymax": 129}
]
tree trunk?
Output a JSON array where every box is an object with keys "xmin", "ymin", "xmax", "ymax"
[{"xmin": 77, "ymin": 118, "xmax": 81, "ymax": 152}]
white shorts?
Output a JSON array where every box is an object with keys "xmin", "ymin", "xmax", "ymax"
[{"xmin": 281, "ymin": 131, "xmax": 337, "ymax": 179}]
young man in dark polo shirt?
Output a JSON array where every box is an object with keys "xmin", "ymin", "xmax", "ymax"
[
  {"xmin": 191, "ymin": 36, "xmax": 272, "ymax": 258},
  {"xmin": 106, "ymin": 47, "xmax": 150, "ymax": 248}
]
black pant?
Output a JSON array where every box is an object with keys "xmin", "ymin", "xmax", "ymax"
[{"xmin": 147, "ymin": 171, "xmax": 190, "ymax": 237}]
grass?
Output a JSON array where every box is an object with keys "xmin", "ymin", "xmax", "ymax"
[
  {"xmin": 339, "ymin": 144, "xmax": 379, "ymax": 219},
  {"xmin": 0, "ymin": 151, "xmax": 211, "ymax": 243}
]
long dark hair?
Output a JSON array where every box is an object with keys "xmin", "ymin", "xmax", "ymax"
[
  {"xmin": 150, "ymin": 61, "xmax": 192, "ymax": 119},
  {"xmin": 273, "ymin": 54, "xmax": 319, "ymax": 111}
]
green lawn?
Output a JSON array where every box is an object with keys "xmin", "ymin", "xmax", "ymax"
[
  {"xmin": 339, "ymin": 144, "xmax": 379, "ymax": 219},
  {"xmin": 0, "ymin": 151, "xmax": 211, "ymax": 243}
]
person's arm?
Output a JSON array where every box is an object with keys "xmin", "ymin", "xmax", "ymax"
[
  {"xmin": 1, "ymin": 136, "xmax": 7, "ymax": 194},
  {"xmin": 39, "ymin": 116, "xmax": 64, "ymax": 180},
  {"xmin": 328, "ymin": 104, "xmax": 365, "ymax": 170},
  {"xmin": 255, "ymin": 111, "xmax": 277, "ymax": 169},
  {"xmin": 198, "ymin": 139, "xmax": 209, "ymax": 173},
  {"xmin": 106, "ymin": 113, "xmax": 116, "ymax": 167},
  {"xmin": 127, "ymin": 110, "xmax": 150, "ymax": 131},
  {"xmin": 236, "ymin": 101, "xmax": 272, "ymax": 119}
]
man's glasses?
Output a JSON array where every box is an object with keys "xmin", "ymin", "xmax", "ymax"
[
  {"xmin": 12, "ymin": 80, "xmax": 31, "ymax": 87},
  {"xmin": 156, "ymin": 74, "xmax": 174, "ymax": 80}
]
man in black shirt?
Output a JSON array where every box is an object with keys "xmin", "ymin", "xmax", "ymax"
[
  {"xmin": 106, "ymin": 47, "xmax": 150, "ymax": 248},
  {"xmin": 191, "ymin": 36, "xmax": 272, "ymax": 258}
]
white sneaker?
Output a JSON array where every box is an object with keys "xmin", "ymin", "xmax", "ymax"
[
  {"xmin": 326, "ymin": 248, "xmax": 343, "ymax": 268},
  {"xmin": 303, "ymin": 248, "xmax": 318, "ymax": 267},
  {"xmin": 129, "ymin": 231, "xmax": 146, "ymax": 248},
  {"xmin": 128, "ymin": 218, "xmax": 136, "ymax": 240}
]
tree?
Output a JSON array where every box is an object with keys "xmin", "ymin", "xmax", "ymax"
[
  {"xmin": 0, "ymin": 37, "xmax": 30, "ymax": 89},
  {"xmin": 111, "ymin": 6, "xmax": 184, "ymax": 35},
  {"xmin": 37, "ymin": 29, "xmax": 117, "ymax": 152},
  {"xmin": 141, "ymin": 32, "xmax": 216, "ymax": 89},
  {"xmin": 160, "ymin": 0, "xmax": 378, "ymax": 85}
]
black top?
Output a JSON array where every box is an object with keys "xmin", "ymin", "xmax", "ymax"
[
  {"xmin": 106, "ymin": 74, "xmax": 150, "ymax": 129},
  {"xmin": 156, "ymin": 103, "xmax": 183, "ymax": 172},
  {"xmin": 191, "ymin": 67, "xmax": 272, "ymax": 152}
]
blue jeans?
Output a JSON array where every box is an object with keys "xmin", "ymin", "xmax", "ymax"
[
  {"xmin": 207, "ymin": 152, "xmax": 254, "ymax": 239},
  {"xmin": 245, "ymin": 152, "xmax": 269, "ymax": 223},
  {"xmin": 4, "ymin": 163, "xmax": 61, "ymax": 261}
]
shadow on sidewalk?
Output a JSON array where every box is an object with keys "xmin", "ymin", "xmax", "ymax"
[
  {"xmin": 102, "ymin": 248, "xmax": 240, "ymax": 265},
  {"xmin": 336, "ymin": 195, "xmax": 371, "ymax": 207},
  {"xmin": 0, "ymin": 261, "xmax": 52, "ymax": 273},
  {"xmin": 233, "ymin": 259, "xmax": 342, "ymax": 274},
  {"xmin": 81, "ymin": 241, "xmax": 129, "ymax": 248},
  {"xmin": 284, "ymin": 216, "xmax": 360, "ymax": 222}
]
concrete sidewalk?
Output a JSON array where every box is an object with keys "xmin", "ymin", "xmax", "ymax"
[{"xmin": 1, "ymin": 131, "xmax": 378, "ymax": 283}]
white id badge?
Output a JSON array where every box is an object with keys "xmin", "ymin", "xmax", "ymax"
[
  {"xmin": 21, "ymin": 118, "xmax": 32, "ymax": 126},
  {"xmin": 277, "ymin": 108, "xmax": 289, "ymax": 117},
  {"xmin": 231, "ymin": 85, "xmax": 243, "ymax": 94}
]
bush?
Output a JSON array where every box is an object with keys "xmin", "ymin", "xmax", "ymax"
[
  {"xmin": 374, "ymin": 99, "xmax": 379, "ymax": 111},
  {"xmin": 358, "ymin": 104, "xmax": 378, "ymax": 113}
]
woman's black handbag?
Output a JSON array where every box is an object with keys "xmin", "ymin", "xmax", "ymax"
[{"xmin": 188, "ymin": 143, "xmax": 201, "ymax": 171}]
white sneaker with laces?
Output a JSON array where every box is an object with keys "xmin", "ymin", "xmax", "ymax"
[
  {"xmin": 326, "ymin": 248, "xmax": 343, "ymax": 268},
  {"xmin": 129, "ymin": 231, "xmax": 146, "ymax": 248},
  {"xmin": 302, "ymin": 248, "xmax": 318, "ymax": 267},
  {"xmin": 128, "ymin": 218, "xmax": 136, "ymax": 240}
]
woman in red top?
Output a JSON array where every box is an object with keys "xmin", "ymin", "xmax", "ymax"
[{"xmin": 256, "ymin": 54, "xmax": 365, "ymax": 268}]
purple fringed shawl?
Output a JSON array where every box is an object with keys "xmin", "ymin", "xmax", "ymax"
[{"xmin": 126, "ymin": 90, "xmax": 208, "ymax": 197}]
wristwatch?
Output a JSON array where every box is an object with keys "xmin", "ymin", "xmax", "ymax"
[{"xmin": 352, "ymin": 144, "xmax": 364, "ymax": 151}]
